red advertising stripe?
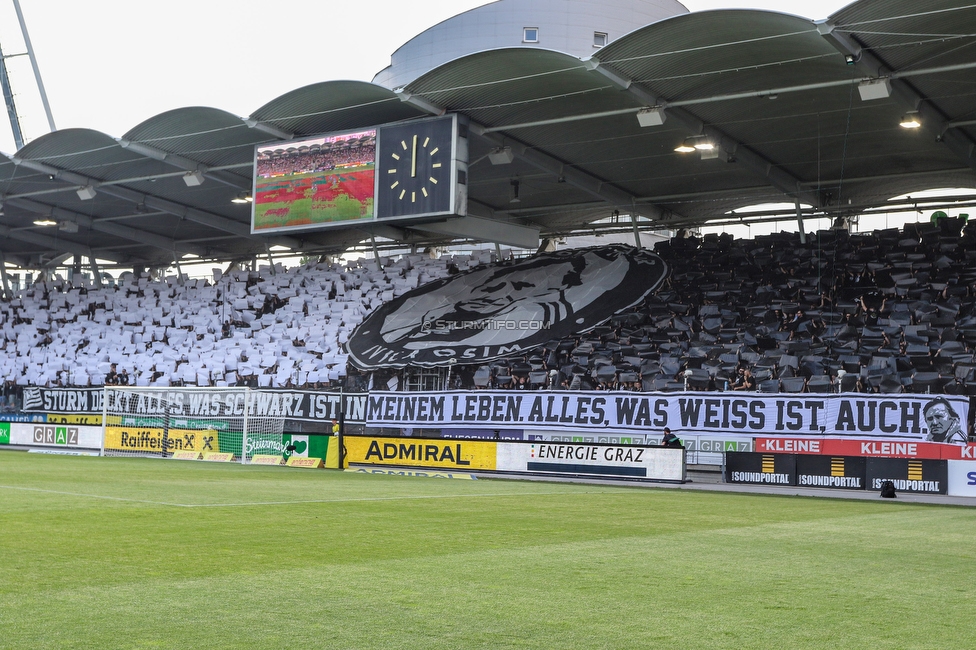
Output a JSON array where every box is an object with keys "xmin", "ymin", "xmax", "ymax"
[
  {"xmin": 955, "ymin": 444, "xmax": 976, "ymax": 460},
  {"xmin": 756, "ymin": 438, "xmax": 826, "ymax": 454},
  {"xmin": 756, "ymin": 438, "xmax": 969, "ymax": 459},
  {"xmin": 825, "ymin": 439, "xmax": 942, "ymax": 459}
]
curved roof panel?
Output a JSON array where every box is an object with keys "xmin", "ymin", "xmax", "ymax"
[
  {"xmin": 830, "ymin": 0, "xmax": 976, "ymax": 78},
  {"xmin": 0, "ymin": 0, "xmax": 973, "ymax": 267},
  {"xmin": 15, "ymin": 128, "xmax": 128, "ymax": 171},
  {"xmin": 123, "ymin": 107, "xmax": 260, "ymax": 168},
  {"xmin": 597, "ymin": 11, "xmax": 830, "ymax": 102},
  {"xmin": 374, "ymin": 0, "xmax": 688, "ymax": 90},
  {"xmin": 250, "ymin": 80, "xmax": 426, "ymax": 137},
  {"xmin": 406, "ymin": 48, "xmax": 627, "ymax": 127}
]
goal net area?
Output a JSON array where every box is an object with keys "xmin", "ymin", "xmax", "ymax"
[{"xmin": 101, "ymin": 387, "xmax": 289, "ymax": 463}]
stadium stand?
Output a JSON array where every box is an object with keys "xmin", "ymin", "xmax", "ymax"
[
  {"xmin": 0, "ymin": 249, "xmax": 496, "ymax": 397},
  {"xmin": 2, "ymin": 217, "xmax": 976, "ymax": 402},
  {"xmin": 459, "ymin": 218, "xmax": 976, "ymax": 396}
]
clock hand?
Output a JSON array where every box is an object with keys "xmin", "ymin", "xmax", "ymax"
[{"xmin": 411, "ymin": 134, "xmax": 417, "ymax": 178}]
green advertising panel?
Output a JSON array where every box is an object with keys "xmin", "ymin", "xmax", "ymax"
[
  {"xmin": 0, "ymin": 422, "xmax": 10, "ymax": 445},
  {"xmin": 221, "ymin": 433, "xmax": 331, "ymax": 462}
]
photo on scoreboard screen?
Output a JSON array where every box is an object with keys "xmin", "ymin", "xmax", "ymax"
[{"xmin": 250, "ymin": 129, "xmax": 377, "ymax": 234}]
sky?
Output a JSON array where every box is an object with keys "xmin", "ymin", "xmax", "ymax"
[{"xmin": 0, "ymin": 0, "xmax": 854, "ymax": 154}]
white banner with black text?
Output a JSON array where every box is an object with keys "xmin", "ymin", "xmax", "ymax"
[{"xmin": 365, "ymin": 391, "xmax": 970, "ymax": 442}]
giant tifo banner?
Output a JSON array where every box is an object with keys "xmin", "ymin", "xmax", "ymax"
[
  {"xmin": 365, "ymin": 391, "xmax": 971, "ymax": 442},
  {"xmin": 347, "ymin": 246, "xmax": 668, "ymax": 368},
  {"xmin": 21, "ymin": 387, "xmax": 367, "ymax": 424}
]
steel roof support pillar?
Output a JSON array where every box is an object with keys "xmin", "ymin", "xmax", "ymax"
[
  {"xmin": 371, "ymin": 236, "xmax": 382, "ymax": 271},
  {"xmin": 174, "ymin": 255, "xmax": 185, "ymax": 287},
  {"xmin": 795, "ymin": 200, "xmax": 806, "ymax": 245},
  {"xmin": 265, "ymin": 245, "xmax": 276, "ymax": 276},
  {"xmin": 0, "ymin": 250, "xmax": 11, "ymax": 298},
  {"xmin": 88, "ymin": 252, "xmax": 102, "ymax": 289}
]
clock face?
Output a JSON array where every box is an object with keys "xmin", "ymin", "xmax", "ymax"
[
  {"xmin": 387, "ymin": 132, "xmax": 442, "ymax": 204},
  {"xmin": 376, "ymin": 116, "xmax": 455, "ymax": 219}
]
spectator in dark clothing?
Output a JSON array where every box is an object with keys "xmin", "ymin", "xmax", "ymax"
[{"xmin": 661, "ymin": 427, "xmax": 682, "ymax": 448}]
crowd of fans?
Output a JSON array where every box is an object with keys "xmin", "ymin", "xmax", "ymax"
[
  {"xmin": 0, "ymin": 250, "xmax": 491, "ymax": 399},
  {"xmin": 441, "ymin": 218, "xmax": 976, "ymax": 395},
  {"xmin": 2, "ymin": 217, "xmax": 975, "ymax": 408},
  {"xmin": 256, "ymin": 142, "xmax": 375, "ymax": 177}
]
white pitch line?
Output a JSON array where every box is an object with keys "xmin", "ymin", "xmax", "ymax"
[
  {"xmin": 0, "ymin": 485, "xmax": 191, "ymax": 507},
  {"xmin": 167, "ymin": 490, "xmax": 613, "ymax": 507},
  {"xmin": 0, "ymin": 485, "xmax": 619, "ymax": 508}
]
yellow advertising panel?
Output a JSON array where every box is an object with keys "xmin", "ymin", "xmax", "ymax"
[
  {"xmin": 251, "ymin": 455, "xmax": 283, "ymax": 465},
  {"xmin": 324, "ymin": 436, "xmax": 340, "ymax": 470},
  {"xmin": 344, "ymin": 436, "xmax": 496, "ymax": 470},
  {"xmin": 46, "ymin": 414, "xmax": 103, "ymax": 425},
  {"xmin": 104, "ymin": 427, "xmax": 219, "ymax": 453},
  {"xmin": 286, "ymin": 457, "xmax": 323, "ymax": 468},
  {"xmin": 202, "ymin": 452, "xmax": 234, "ymax": 462}
]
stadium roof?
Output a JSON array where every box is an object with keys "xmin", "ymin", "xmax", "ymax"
[{"xmin": 1, "ymin": 0, "xmax": 974, "ymax": 268}]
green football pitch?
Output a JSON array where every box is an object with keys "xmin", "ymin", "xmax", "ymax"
[{"xmin": 1, "ymin": 452, "xmax": 972, "ymax": 649}]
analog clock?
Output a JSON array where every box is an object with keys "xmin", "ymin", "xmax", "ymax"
[
  {"xmin": 388, "ymin": 132, "xmax": 442, "ymax": 204},
  {"xmin": 376, "ymin": 116, "xmax": 456, "ymax": 219}
]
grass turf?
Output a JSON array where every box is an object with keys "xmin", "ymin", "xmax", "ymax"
[{"xmin": 0, "ymin": 452, "xmax": 972, "ymax": 649}]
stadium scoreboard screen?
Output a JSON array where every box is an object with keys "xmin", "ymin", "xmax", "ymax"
[
  {"xmin": 252, "ymin": 129, "xmax": 377, "ymax": 233},
  {"xmin": 251, "ymin": 114, "xmax": 467, "ymax": 234}
]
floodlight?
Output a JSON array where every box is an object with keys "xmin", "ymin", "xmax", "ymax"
[
  {"xmin": 674, "ymin": 138, "xmax": 696, "ymax": 153},
  {"xmin": 183, "ymin": 170, "xmax": 205, "ymax": 186},
  {"xmin": 693, "ymin": 136, "xmax": 714, "ymax": 151},
  {"xmin": 488, "ymin": 147, "xmax": 515, "ymax": 165},
  {"xmin": 857, "ymin": 78, "xmax": 892, "ymax": 101},
  {"xmin": 899, "ymin": 112, "xmax": 921, "ymax": 129},
  {"xmin": 76, "ymin": 186, "xmax": 97, "ymax": 200},
  {"xmin": 636, "ymin": 107, "xmax": 666, "ymax": 127}
]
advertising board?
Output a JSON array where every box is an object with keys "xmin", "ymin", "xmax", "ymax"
[
  {"xmin": 794, "ymin": 455, "xmax": 866, "ymax": 490},
  {"xmin": 725, "ymin": 452, "xmax": 796, "ymax": 486},
  {"xmin": 343, "ymin": 436, "xmax": 497, "ymax": 471},
  {"xmin": 496, "ymin": 442, "xmax": 684, "ymax": 481},
  {"xmin": 5, "ymin": 423, "xmax": 102, "ymax": 449},
  {"xmin": 865, "ymin": 458, "xmax": 947, "ymax": 494},
  {"xmin": 947, "ymin": 461, "xmax": 976, "ymax": 497},
  {"xmin": 756, "ymin": 438, "xmax": 962, "ymax": 459}
]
